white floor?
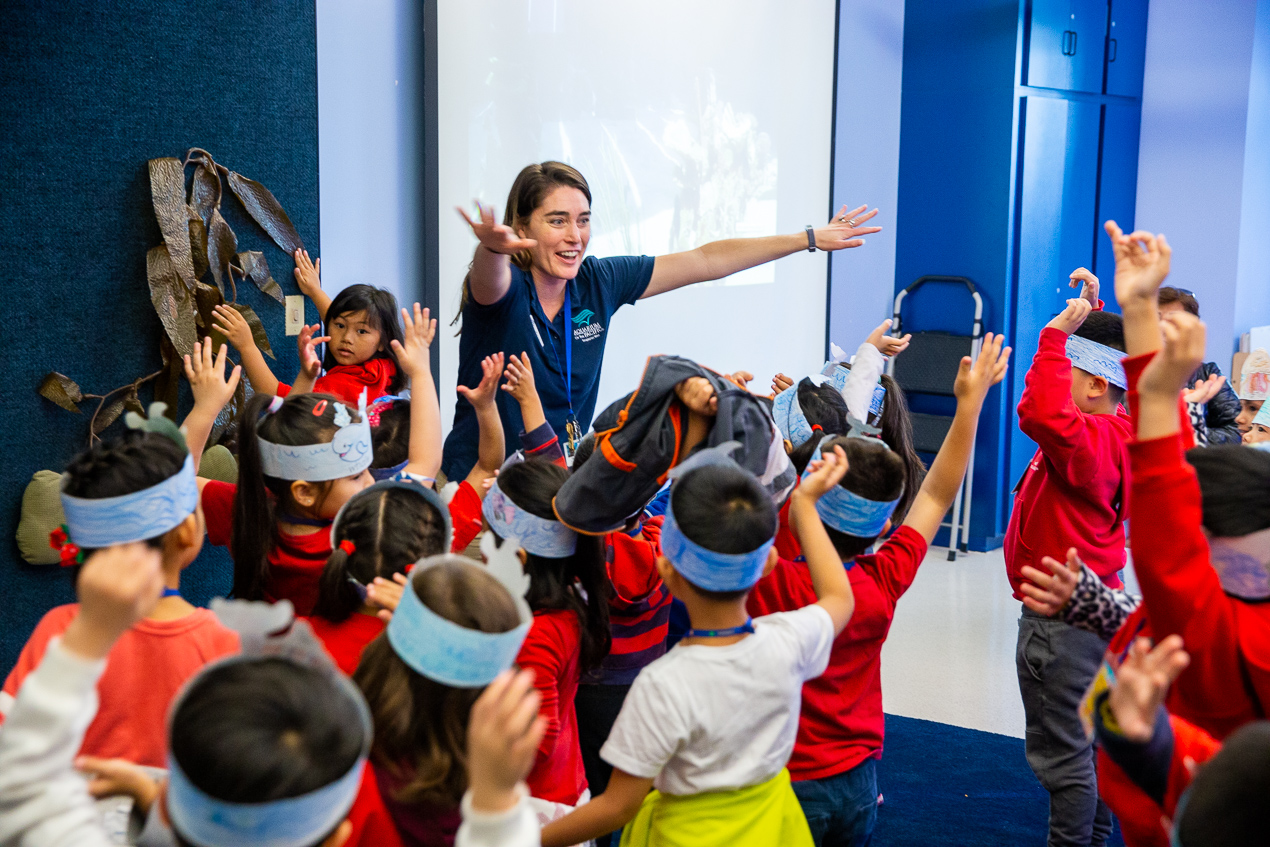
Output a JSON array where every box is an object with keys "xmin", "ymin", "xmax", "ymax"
[
  {"xmin": 881, "ymin": 544, "xmax": 1141, "ymax": 739},
  {"xmin": 880, "ymin": 545, "xmax": 1028, "ymax": 738}
]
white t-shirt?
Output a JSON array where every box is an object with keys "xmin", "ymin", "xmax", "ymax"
[{"xmin": 600, "ymin": 604, "xmax": 834, "ymax": 796}]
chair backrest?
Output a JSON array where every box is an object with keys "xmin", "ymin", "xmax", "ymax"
[
  {"xmin": 892, "ymin": 331, "xmax": 974, "ymax": 397},
  {"xmin": 909, "ymin": 412, "xmax": 954, "ymax": 455}
]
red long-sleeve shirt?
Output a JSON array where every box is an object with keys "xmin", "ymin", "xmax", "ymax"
[
  {"xmin": 517, "ymin": 608, "xmax": 587, "ymax": 805},
  {"xmin": 1004, "ymin": 327, "xmax": 1133, "ymax": 599}
]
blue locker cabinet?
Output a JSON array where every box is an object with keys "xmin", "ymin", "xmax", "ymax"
[{"xmin": 893, "ymin": 0, "xmax": 1149, "ymax": 550}]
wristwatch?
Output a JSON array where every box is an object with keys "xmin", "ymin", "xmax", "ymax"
[{"xmin": 805, "ymin": 225, "xmax": 816, "ymax": 252}]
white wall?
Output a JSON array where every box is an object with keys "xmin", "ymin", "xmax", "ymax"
[
  {"xmin": 1235, "ymin": 0, "xmax": 1270, "ymax": 341},
  {"xmin": 315, "ymin": 0, "xmax": 422, "ymax": 305},
  {"xmin": 1134, "ymin": 0, "xmax": 1260, "ymax": 366},
  {"xmin": 827, "ymin": 0, "xmax": 906, "ymax": 353}
]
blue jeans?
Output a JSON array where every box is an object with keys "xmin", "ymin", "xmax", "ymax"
[{"xmin": 791, "ymin": 759, "xmax": 878, "ymax": 847}]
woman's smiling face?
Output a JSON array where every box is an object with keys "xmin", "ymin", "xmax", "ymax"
[{"xmin": 519, "ymin": 186, "xmax": 591, "ymax": 282}]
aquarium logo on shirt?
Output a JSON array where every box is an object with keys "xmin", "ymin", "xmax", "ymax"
[{"xmin": 572, "ymin": 309, "xmax": 604, "ymax": 342}]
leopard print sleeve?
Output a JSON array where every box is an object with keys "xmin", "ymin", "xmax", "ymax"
[{"xmin": 1061, "ymin": 563, "xmax": 1141, "ymax": 642}]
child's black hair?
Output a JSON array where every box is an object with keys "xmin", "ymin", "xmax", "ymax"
[
  {"xmin": 313, "ymin": 486, "xmax": 449, "ymax": 623},
  {"xmin": 787, "ymin": 379, "xmax": 851, "ymax": 475},
  {"xmin": 1175, "ymin": 720, "xmax": 1270, "ymax": 847},
  {"xmin": 670, "ymin": 462, "xmax": 777, "ymax": 601},
  {"xmin": 370, "ymin": 400, "xmax": 411, "ymax": 470},
  {"xmin": 354, "ymin": 557, "xmax": 521, "ymax": 809},
  {"xmin": 323, "ymin": 284, "xmax": 406, "ymax": 393},
  {"xmin": 169, "ymin": 657, "xmax": 366, "ymax": 847},
  {"xmin": 232, "ymin": 392, "xmax": 356, "ymax": 602},
  {"xmin": 874, "ymin": 374, "xmax": 925, "ymax": 523},
  {"xmin": 494, "ymin": 459, "xmax": 612, "ymax": 671},
  {"xmin": 62, "ymin": 430, "xmax": 189, "ymax": 558},
  {"xmin": 818, "ymin": 435, "xmax": 907, "ymax": 560},
  {"xmin": 1073, "ymin": 310, "xmax": 1126, "ymax": 352},
  {"xmin": 571, "ymin": 431, "xmax": 597, "ymax": 471},
  {"xmin": 1187, "ymin": 445, "xmax": 1270, "ymax": 538}
]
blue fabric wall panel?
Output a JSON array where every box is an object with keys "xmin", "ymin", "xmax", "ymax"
[{"xmin": 0, "ymin": 1, "xmax": 319, "ymax": 675}]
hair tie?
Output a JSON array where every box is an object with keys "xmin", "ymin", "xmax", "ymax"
[
  {"xmin": 312, "ymin": 400, "xmax": 329, "ymax": 417},
  {"xmin": 48, "ymin": 525, "xmax": 83, "ymax": 567},
  {"xmin": 259, "ymin": 395, "xmax": 285, "ymax": 422},
  {"xmin": 339, "ymin": 539, "xmax": 356, "ymax": 555},
  {"xmin": 811, "ymin": 424, "xmax": 823, "ymax": 433}
]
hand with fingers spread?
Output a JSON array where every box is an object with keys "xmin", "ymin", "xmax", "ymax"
[
  {"xmin": 1069, "ymin": 267, "xmax": 1101, "ymax": 307},
  {"xmin": 296, "ymin": 323, "xmax": 331, "ymax": 381},
  {"xmin": 392, "ymin": 303, "xmax": 438, "ymax": 379},
  {"xmin": 211, "ymin": 304, "xmax": 255, "ymax": 353},
  {"xmin": 953, "ymin": 332, "xmax": 1012, "ymax": 406},
  {"xmin": 674, "ymin": 376, "xmax": 718, "ymax": 416},
  {"xmin": 815, "ymin": 204, "xmax": 883, "ymax": 250},
  {"xmin": 1105, "ymin": 221, "xmax": 1172, "ymax": 308},
  {"xmin": 457, "ymin": 202, "xmax": 538, "ymax": 256},
  {"xmin": 1140, "ymin": 312, "xmax": 1207, "ymax": 399},
  {"xmin": 184, "ymin": 339, "xmax": 242, "ymax": 414},
  {"xmin": 1107, "ymin": 635, "xmax": 1190, "ymax": 743},
  {"xmin": 1046, "ymin": 298, "xmax": 1094, "ymax": 336},
  {"xmin": 501, "ymin": 352, "xmax": 548, "ymax": 432},
  {"xmin": 293, "ymin": 249, "xmax": 322, "ymax": 299},
  {"xmin": 1019, "ymin": 547, "xmax": 1083, "ymax": 617},
  {"xmin": 61, "ymin": 543, "xmax": 166, "ymax": 662},
  {"xmin": 458, "ymin": 353, "xmax": 505, "ymax": 413},
  {"xmin": 76, "ymin": 756, "xmax": 162, "ymax": 815},
  {"xmin": 771, "ymin": 373, "xmax": 795, "ymax": 395},
  {"xmin": 1183, "ymin": 372, "xmax": 1226, "ymax": 406},
  {"xmin": 467, "ymin": 669, "xmax": 546, "ymax": 813},
  {"xmin": 865, "ymin": 318, "xmax": 912, "ymax": 358}
]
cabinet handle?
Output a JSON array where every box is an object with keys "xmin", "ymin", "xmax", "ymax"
[
  {"xmin": 1108, "ymin": 37, "xmax": 1117, "ymax": 62},
  {"xmin": 1062, "ymin": 30, "xmax": 1078, "ymax": 56}
]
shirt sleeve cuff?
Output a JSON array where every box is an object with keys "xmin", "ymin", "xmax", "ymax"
[
  {"xmin": 1122, "ymin": 351, "xmax": 1156, "ymax": 392},
  {"xmin": 458, "ymin": 785, "xmax": 540, "ymax": 847},
  {"xmin": 1038, "ymin": 326, "xmax": 1071, "ymax": 350}
]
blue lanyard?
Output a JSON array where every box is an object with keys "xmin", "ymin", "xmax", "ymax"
[
  {"xmin": 684, "ymin": 618, "xmax": 756, "ymax": 639},
  {"xmin": 537, "ymin": 285, "xmax": 575, "ymax": 421}
]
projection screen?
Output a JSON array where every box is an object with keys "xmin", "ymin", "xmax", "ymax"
[{"xmin": 437, "ymin": 0, "xmax": 837, "ymax": 437}]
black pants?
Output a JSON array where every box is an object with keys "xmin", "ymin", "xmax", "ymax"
[
  {"xmin": 576, "ymin": 682, "xmax": 633, "ymax": 847},
  {"xmin": 1017, "ymin": 608, "xmax": 1114, "ymax": 847}
]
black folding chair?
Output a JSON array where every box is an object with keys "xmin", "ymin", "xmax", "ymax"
[{"xmin": 888, "ymin": 276, "xmax": 984, "ymax": 560}]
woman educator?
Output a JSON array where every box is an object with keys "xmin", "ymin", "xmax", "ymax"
[{"xmin": 441, "ymin": 161, "xmax": 880, "ymax": 481}]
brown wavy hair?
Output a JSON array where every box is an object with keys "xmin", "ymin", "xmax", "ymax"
[{"xmin": 352, "ymin": 557, "xmax": 521, "ymax": 808}]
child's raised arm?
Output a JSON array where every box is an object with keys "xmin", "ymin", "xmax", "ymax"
[
  {"xmin": 501, "ymin": 352, "xmax": 547, "ymax": 433},
  {"xmin": 211, "ymin": 303, "xmax": 279, "ymax": 395},
  {"xmin": 181, "ymin": 340, "xmax": 242, "ymax": 474},
  {"xmin": 1136, "ymin": 312, "xmax": 1207, "ymax": 443},
  {"xmin": 789, "ymin": 446, "xmax": 856, "ymax": 635},
  {"xmin": 841, "ymin": 319, "xmax": 911, "ymax": 420},
  {"xmin": 391, "ymin": 304, "xmax": 442, "ymax": 481},
  {"xmin": 904, "ymin": 333, "xmax": 1011, "ymax": 545},
  {"xmin": 292, "ymin": 249, "xmax": 332, "ymax": 322},
  {"xmin": 1106, "ymin": 221, "xmax": 1172, "ymax": 359},
  {"xmin": 288, "ymin": 323, "xmax": 329, "ymax": 397},
  {"xmin": 458, "ymin": 353, "xmax": 507, "ymax": 489}
]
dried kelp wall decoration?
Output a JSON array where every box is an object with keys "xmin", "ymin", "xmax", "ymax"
[{"xmin": 37, "ymin": 149, "xmax": 302, "ymax": 444}]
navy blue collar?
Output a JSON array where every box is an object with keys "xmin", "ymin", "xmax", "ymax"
[{"xmin": 684, "ymin": 618, "xmax": 755, "ymax": 639}]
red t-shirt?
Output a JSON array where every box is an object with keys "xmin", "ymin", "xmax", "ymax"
[
  {"xmin": 747, "ymin": 525, "xmax": 929, "ymax": 781},
  {"xmin": 1004, "ymin": 327, "xmax": 1133, "ymax": 600},
  {"xmin": 448, "ymin": 480, "xmax": 483, "ymax": 553},
  {"xmin": 306, "ymin": 613, "xmax": 386, "ymax": 676},
  {"xmin": 202, "ymin": 480, "xmax": 333, "ymax": 616},
  {"xmin": 277, "ymin": 358, "xmax": 398, "ymax": 406},
  {"xmin": 517, "ymin": 608, "xmax": 587, "ymax": 805},
  {"xmin": 0, "ymin": 604, "xmax": 239, "ymax": 767}
]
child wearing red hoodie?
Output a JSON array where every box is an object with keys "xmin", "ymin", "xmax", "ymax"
[{"xmin": 1008, "ymin": 266, "xmax": 1134, "ymax": 847}]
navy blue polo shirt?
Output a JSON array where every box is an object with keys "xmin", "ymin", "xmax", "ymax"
[{"xmin": 441, "ymin": 255, "xmax": 655, "ymax": 481}]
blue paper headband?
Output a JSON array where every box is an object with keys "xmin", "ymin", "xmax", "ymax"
[
  {"xmin": 258, "ymin": 391, "xmax": 374, "ymax": 481},
  {"xmin": 658, "ymin": 444, "xmax": 775, "ymax": 592},
  {"xmin": 61, "ymin": 454, "xmax": 199, "ymax": 548},
  {"xmin": 387, "ymin": 551, "xmax": 533, "ymax": 688},
  {"xmin": 369, "ymin": 458, "xmax": 410, "ymax": 481},
  {"xmin": 804, "ymin": 444, "xmax": 901, "ymax": 538},
  {"xmin": 165, "ymin": 609, "xmax": 372, "ymax": 847},
  {"xmin": 1066, "ymin": 335, "xmax": 1127, "ymax": 390},
  {"xmin": 483, "ymin": 478, "xmax": 577, "ymax": 558},
  {"xmin": 773, "ymin": 383, "xmax": 815, "ymax": 447},
  {"xmin": 1252, "ymin": 401, "xmax": 1270, "ymax": 430}
]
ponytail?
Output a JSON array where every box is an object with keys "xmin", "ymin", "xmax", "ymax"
[{"xmin": 875, "ymin": 374, "xmax": 925, "ymax": 524}]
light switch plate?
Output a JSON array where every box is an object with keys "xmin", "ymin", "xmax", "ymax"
[{"xmin": 285, "ymin": 295, "xmax": 305, "ymax": 336}]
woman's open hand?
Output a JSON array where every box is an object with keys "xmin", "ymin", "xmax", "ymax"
[
  {"xmin": 457, "ymin": 202, "xmax": 538, "ymax": 256},
  {"xmin": 814, "ymin": 204, "xmax": 883, "ymax": 251}
]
